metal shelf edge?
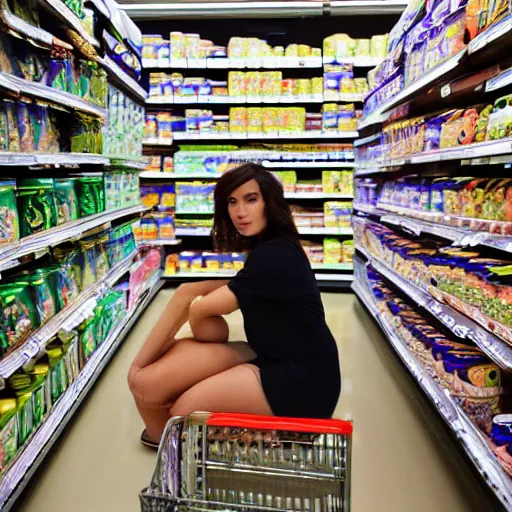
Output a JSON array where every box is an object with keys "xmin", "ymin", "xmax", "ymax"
[
  {"xmin": 0, "ymin": 279, "xmax": 164, "ymax": 511},
  {"xmin": 353, "ymin": 279, "xmax": 512, "ymax": 510}
]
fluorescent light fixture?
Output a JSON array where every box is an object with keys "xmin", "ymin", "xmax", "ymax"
[{"xmin": 121, "ymin": 1, "xmax": 325, "ymax": 18}]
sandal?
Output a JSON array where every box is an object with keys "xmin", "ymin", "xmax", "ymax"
[{"xmin": 140, "ymin": 429, "xmax": 159, "ymax": 449}]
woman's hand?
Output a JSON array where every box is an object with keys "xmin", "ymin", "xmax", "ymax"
[{"xmin": 189, "ymin": 286, "xmax": 239, "ymax": 343}]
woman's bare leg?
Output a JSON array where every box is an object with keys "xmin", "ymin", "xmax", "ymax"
[
  {"xmin": 128, "ymin": 339, "xmax": 256, "ymax": 439},
  {"xmin": 171, "ymin": 363, "xmax": 273, "ymax": 417},
  {"xmin": 131, "ymin": 281, "xmax": 229, "ymax": 369}
]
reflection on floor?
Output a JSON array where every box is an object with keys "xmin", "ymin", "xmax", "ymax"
[{"xmin": 14, "ymin": 289, "xmax": 499, "ymax": 512}]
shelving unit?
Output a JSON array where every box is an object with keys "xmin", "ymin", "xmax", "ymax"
[
  {"xmin": 0, "ymin": 277, "xmax": 163, "ymax": 512},
  {"xmin": 353, "ymin": 7, "xmax": 512, "ymax": 507},
  {"xmin": 352, "ymin": 262, "xmax": 512, "ymax": 512},
  {"xmin": 137, "ymin": 15, "xmax": 385, "ymax": 288},
  {"xmin": 0, "ymin": 0, "xmax": 151, "ymax": 506}
]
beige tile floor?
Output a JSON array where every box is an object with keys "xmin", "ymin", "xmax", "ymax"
[{"xmin": 14, "ymin": 289, "xmax": 499, "ymax": 512}]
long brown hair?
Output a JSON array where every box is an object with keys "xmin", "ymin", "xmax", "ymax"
[{"xmin": 212, "ymin": 163, "xmax": 299, "ymax": 253}]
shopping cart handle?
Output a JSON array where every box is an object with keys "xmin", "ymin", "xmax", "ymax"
[{"xmin": 206, "ymin": 413, "xmax": 353, "ymax": 435}]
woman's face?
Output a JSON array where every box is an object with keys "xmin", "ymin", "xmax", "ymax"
[{"xmin": 227, "ymin": 179, "xmax": 267, "ymax": 237}]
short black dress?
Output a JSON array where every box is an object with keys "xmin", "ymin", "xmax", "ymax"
[{"xmin": 228, "ymin": 233, "xmax": 341, "ymax": 418}]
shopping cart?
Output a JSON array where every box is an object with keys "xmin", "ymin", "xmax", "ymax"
[{"xmin": 140, "ymin": 412, "xmax": 353, "ymax": 512}]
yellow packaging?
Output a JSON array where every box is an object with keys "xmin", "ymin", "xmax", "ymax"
[
  {"xmin": 354, "ymin": 78, "xmax": 369, "ymax": 94},
  {"xmin": 371, "ymin": 34, "xmax": 389, "ymax": 58},
  {"xmin": 262, "ymin": 108, "xmax": 278, "ymax": 132},
  {"xmin": 322, "ymin": 171, "xmax": 341, "ymax": 193},
  {"xmin": 355, "ymin": 39, "xmax": 371, "ymax": 57},
  {"xmin": 229, "ymin": 107, "xmax": 248, "ymax": 133},
  {"xmin": 228, "ymin": 37, "xmax": 246, "ymax": 58},
  {"xmin": 164, "ymin": 254, "xmax": 179, "ymax": 275},
  {"xmin": 311, "ymin": 77, "xmax": 323, "ymax": 95},
  {"xmin": 312, "ymin": 48, "xmax": 322, "ymax": 57},
  {"xmin": 297, "ymin": 79, "xmax": 311, "ymax": 96},
  {"xmin": 342, "ymin": 240, "xmax": 354, "ymax": 263},
  {"xmin": 248, "ymin": 38, "xmax": 262, "ymax": 57},
  {"xmin": 273, "ymin": 71, "xmax": 282, "ymax": 96},
  {"xmin": 170, "ymin": 32, "xmax": 185, "ymax": 59},
  {"xmin": 246, "ymin": 72, "xmax": 261, "ymax": 97},
  {"xmin": 340, "ymin": 78, "xmax": 355, "ymax": 93},
  {"xmin": 184, "ymin": 33, "xmax": 200, "ymax": 59},
  {"xmin": 298, "ymin": 45, "xmax": 311, "ymax": 57},
  {"xmin": 247, "ymin": 108, "xmax": 263, "ymax": 133},
  {"xmin": 261, "ymin": 72, "xmax": 275, "ymax": 97},
  {"xmin": 323, "ymin": 238, "xmax": 342, "ymax": 264},
  {"xmin": 323, "ymin": 35, "xmax": 336, "ymax": 58},
  {"xmin": 228, "ymin": 71, "xmax": 246, "ymax": 97},
  {"xmin": 324, "ymin": 201, "xmax": 352, "ymax": 227},
  {"xmin": 274, "ymin": 46, "xmax": 285, "ymax": 57},
  {"xmin": 285, "ymin": 107, "xmax": 306, "ymax": 132},
  {"xmin": 285, "ymin": 44, "xmax": 299, "ymax": 57}
]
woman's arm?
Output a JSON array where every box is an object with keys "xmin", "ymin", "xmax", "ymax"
[
  {"xmin": 189, "ymin": 285, "xmax": 239, "ymax": 343},
  {"xmin": 131, "ymin": 280, "xmax": 230, "ymax": 367}
]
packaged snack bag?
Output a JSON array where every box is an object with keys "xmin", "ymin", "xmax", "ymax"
[
  {"xmin": 247, "ymin": 108, "xmax": 263, "ymax": 133},
  {"xmin": 229, "ymin": 107, "xmax": 248, "ymax": 133},
  {"xmin": 262, "ymin": 108, "xmax": 278, "ymax": 133},
  {"xmin": 323, "ymin": 238, "xmax": 342, "ymax": 264}
]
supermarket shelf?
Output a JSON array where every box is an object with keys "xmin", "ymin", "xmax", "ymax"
[
  {"xmin": 353, "ymin": 202, "xmax": 512, "ymax": 254},
  {"xmin": 163, "ymin": 270, "xmax": 353, "ymax": 281},
  {"xmin": 175, "ymin": 227, "xmax": 212, "ymax": 236},
  {"xmin": 1, "ymin": 153, "xmax": 114, "ymax": 167},
  {"xmin": 171, "ymin": 131, "xmax": 359, "ymax": 141},
  {"xmin": 356, "ymin": 243, "xmax": 512, "ymax": 370},
  {"xmin": 310, "ymin": 263, "xmax": 353, "ymax": 270},
  {"xmin": 146, "ymin": 93, "xmax": 365, "ymax": 105},
  {"xmin": 314, "ymin": 273, "xmax": 353, "ymax": 281},
  {"xmin": 354, "ymin": 137, "xmax": 512, "ymax": 172},
  {"xmin": 174, "ymin": 226, "xmax": 353, "ymax": 236},
  {"xmin": 352, "ymin": 276, "xmax": 512, "ymax": 511},
  {"xmin": 0, "ymin": 72, "xmax": 107, "ymax": 120},
  {"xmin": 175, "ymin": 210, "xmax": 214, "ymax": 215},
  {"xmin": 0, "ymin": 277, "xmax": 164, "ymax": 512},
  {"xmin": 468, "ymin": 14, "xmax": 512, "ymax": 55},
  {"xmin": 98, "ymin": 55, "xmax": 148, "ymax": 103},
  {"xmin": 262, "ymin": 160, "xmax": 356, "ymax": 168},
  {"xmin": 0, "ymin": 2, "xmax": 72, "ymax": 52},
  {"xmin": 284, "ymin": 192, "xmax": 353, "ymax": 199},
  {"xmin": 0, "ymin": 249, "xmax": 139, "ymax": 379},
  {"xmin": 140, "ymin": 172, "xmax": 223, "ymax": 179},
  {"xmin": 297, "ymin": 227, "xmax": 353, "ymax": 235},
  {"xmin": 139, "ymin": 239, "xmax": 182, "ymax": 246},
  {"xmin": 0, "ymin": 205, "xmax": 149, "ymax": 274},
  {"xmin": 353, "ymin": 132, "xmax": 381, "ymax": 148},
  {"xmin": 38, "ymin": 0, "xmax": 100, "ymax": 48},
  {"xmin": 143, "ymin": 138, "xmax": 173, "ymax": 146},
  {"xmin": 358, "ymin": 49, "xmax": 466, "ymax": 131},
  {"xmin": 107, "ymin": 157, "xmax": 149, "ymax": 170},
  {"xmin": 322, "ymin": 56, "xmax": 382, "ymax": 67},
  {"xmin": 0, "ymin": 153, "xmax": 108, "ymax": 166},
  {"xmin": 164, "ymin": 271, "xmax": 237, "ymax": 279},
  {"xmin": 143, "ymin": 56, "xmax": 381, "ymax": 70}
]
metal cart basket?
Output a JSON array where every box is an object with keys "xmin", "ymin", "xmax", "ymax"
[{"xmin": 140, "ymin": 412, "xmax": 353, "ymax": 512}]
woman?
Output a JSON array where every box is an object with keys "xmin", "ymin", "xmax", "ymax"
[{"xmin": 128, "ymin": 163, "xmax": 341, "ymax": 448}]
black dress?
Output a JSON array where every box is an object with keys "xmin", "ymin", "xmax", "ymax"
[{"xmin": 227, "ymin": 233, "xmax": 341, "ymax": 419}]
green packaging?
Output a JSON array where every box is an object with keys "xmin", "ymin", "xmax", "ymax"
[
  {"xmin": 4, "ymin": 101, "xmax": 20, "ymax": 152},
  {"xmin": 0, "ymin": 180, "xmax": 19, "ymax": 246},
  {"xmin": 54, "ymin": 179, "xmax": 79, "ymax": 225},
  {"xmin": 0, "ymin": 411, "xmax": 18, "ymax": 471},
  {"xmin": 16, "ymin": 393, "xmax": 33, "ymax": 445},
  {"xmin": 75, "ymin": 176, "xmax": 105, "ymax": 218},
  {"xmin": 79, "ymin": 315, "xmax": 97, "ymax": 363},
  {"xmin": 78, "ymin": 240, "xmax": 97, "ymax": 289},
  {"xmin": 16, "ymin": 178, "xmax": 58, "ymax": 238},
  {"xmin": 70, "ymin": 114, "xmax": 103, "ymax": 154},
  {"xmin": 19, "ymin": 269, "xmax": 58, "ymax": 324},
  {"xmin": 0, "ymin": 282, "xmax": 39, "ymax": 355}
]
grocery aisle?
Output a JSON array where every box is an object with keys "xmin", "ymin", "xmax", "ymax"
[{"xmin": 13, "ymin": 288, "xmax": 497, "ymax": 512}]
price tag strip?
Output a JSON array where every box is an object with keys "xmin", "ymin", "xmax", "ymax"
[
  {"xmin": 356, "ymin": 243, "xmax": 512, "ymax": 369},
  {"xmin": 352, "ymin": 269, "xmax": 512, "ymax": 512}
]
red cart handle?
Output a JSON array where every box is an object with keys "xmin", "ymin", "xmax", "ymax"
[{"xmin": 207, "ymin": 413, "xmax": 353, "ymax": 435}]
